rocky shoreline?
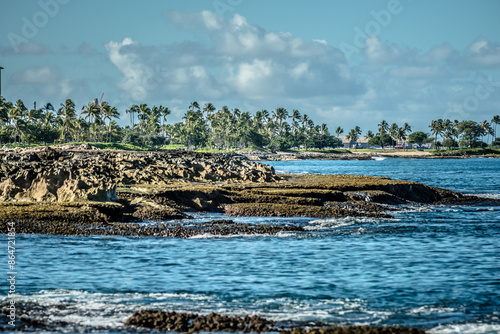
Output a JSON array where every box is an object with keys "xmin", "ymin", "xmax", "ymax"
[
  {"xmin": 1, "ymin": 146, "xmax": 496, "ymax": 334},
  {"xmin": 0, "ymin": 146, "xmax": 495, "ymax": 237},
  {"xmin": 233, "ymin": 150, "xmax": 500, "ymax": 161}
]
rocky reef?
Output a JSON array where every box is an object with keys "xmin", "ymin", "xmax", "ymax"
[
  {"xmin": 0, "ymin": 146, "xmax": 490, "ymax": 237},
  {"xmin": 124, "ymin": 310, "xmax": 425, "ymax": 334}
]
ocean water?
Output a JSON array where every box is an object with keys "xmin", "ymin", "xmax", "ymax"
[{"xmin": 1, "ymin": 158, "xmax": 499, "ymax": 333}]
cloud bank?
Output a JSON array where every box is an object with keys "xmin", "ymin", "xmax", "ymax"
[{"xmin": 101, "ymin": 10, "xmax": 499, "ymax": 130}]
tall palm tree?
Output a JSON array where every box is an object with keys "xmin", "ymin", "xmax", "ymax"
[
  {"xmin": 273, "ymin": 107, "xmax": 289, "ymax": 136},
  {"xmin": 397, "ymin": 127, "xmax": 407, "ymax": 149},
  {"xmin": 7, "ymin": 100, "xmax": 27, "ymax": 142},
  {"xmin": 429, "ymin": 119, "xmax": 444, "ymax": 148},
  {"xmin": 138, "ymin": 104, "xmax": 151, "ymax": 134},
  {"xmin": 102, "ymin": 104, "xmax": 120, "ymax": 142},
  {"xmin": 389, "ymin": 123, "xmax": 399, "ymax": 145},
  {"xmin": 7, "ymin": 106, "xmax": 23, "ymax": 142},
  {"xmin": 189, "ymin": 101, "xmax": 200, "ymax": 111},
  {"xmin": 346, "ymin": 128, "xmax": 359, "ymax": 149},
  {"xmin": 81, "ymin": 100, "xmax": 101, "ymax": 125},
  {"xmin": 42, "ymin": 111, "xmax": 55, "ymax": 128},
  {"xmin": 301, "ymin": 114, "xmax": 309, "ymax": 132},
  {"xmin": 378, "ymin": 120, "xmax": 389, "ymax": 136},
  {"xmin": 291, "ymin": 109, "xmax": 301, "ymax": 146},
  {"xmin": 203, "ymin": 103, "xmax": 216, "ymax": 130},
  {"xmin": 58, "ymin": 99, "xmax": 76, "ymax": 142},
  {"xmin": 336, "ymin": 126, "xmax": 344, "ymax": 139},
  {"xmin": 160, "ymin": 106, "xmax": 171, "ymax": 135},
  {"xmin": 480, "ymin": 120, "xmax": 492, "ymax": 144},
  {"xmin": 492, "ymin": 115, "xmax": 500, "ymax": 139}
]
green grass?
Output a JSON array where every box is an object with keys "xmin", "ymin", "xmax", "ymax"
[
  {"xmin": 293, "ymin": 148, "xmax": 352, "ymax": 154},
  {"xmin": 431, "ymin": 148, "xmax": 500, "ymax": 155}
]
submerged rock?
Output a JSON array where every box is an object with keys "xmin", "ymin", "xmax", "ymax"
[{"xmin": 124, "ymin": 310, "xmax": 425, "ymax": 334}]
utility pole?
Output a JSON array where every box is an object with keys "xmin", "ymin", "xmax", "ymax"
[{"xmin": 0, "ymin": 66, "xmax": 4, "ymax": 98}]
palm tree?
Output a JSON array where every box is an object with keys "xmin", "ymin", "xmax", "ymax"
[
  {"xmin": 301, "ymin": 114, "xmax": 309, "ymax": 131},
  {"xmin": 291, "ymin": 109, "xmax": 301, "ymax": 146},
  {"xmin": 397, "ymin": 127, "xmax": 407, "ymax": 149},
  {"xmin": 42, "ymin": 110, "xmax": 55, "ymax": 128},
  {"xmin": 81, "ymin": 100, "xmax": 101, "ymax": 125},
  {"xmin": 480, "ymin": 120, "xmax": 492, "ymax": 144},
  {"xmin": 159, "ymin": 106, "xmax": 171, "ymax": 136},
  {"xmin": 203, "ymin": 103, "xmax": 216, "ymax": 130},
  {"xmin": 138, "ymin": 104, "xmax": 151, "ymax": 134},
  {"xmin": 492, "ymin": 115, "xmax": 500, "ymax": 139},
  {"xmin": 189, "ymin": 101, "xmax": 200, "ymax": 111},
  {"xmin": 58, "ymin": 99, "xmax": 76, "ymax": 142},
  {"xmin": 346, "ymin": 128, "xmax": 359, "ymax": 149},
  {"xmin": 102, "ymin": 104, "xmax": 120, "ymax": 142},
  {"xmin": 429, "ymin": 119, "xmax": 444, "ymax": 148},
  {"xmin": 378, "ymin": 120, "xmax": 389, "ymax": 136},
  {"xmin": 125, "ymin": 105, "xmax": 138, "ymax": 129},
  {"xmin": 389, "ymin": 123, "xmax": 399, "ymax": 145},
  {"xmin": 26, "ymin": 103, "xmax": 41, "ymax": 125},
  {"xmin": 336, "ymin": 126, "xmax": 344, "ymax": 139},
  {"xmin": 8, "ymin": 100, "xmax": 27, "ymax": 142},
  {"xmin": 273, "ymin": 107, "xmax": 289, "ymax": 136}
]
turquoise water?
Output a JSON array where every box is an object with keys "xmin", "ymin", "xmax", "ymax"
[{"xmin": 1, "ymin": 158, "xmax": 499, "ymax": 333}]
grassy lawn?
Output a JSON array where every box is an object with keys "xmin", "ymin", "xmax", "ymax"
[
  {"xmin": 292, "ymin": 148, "xmax": 352, "ymax": 154},
  {"xmin": 431, "ymin": 148, "xmax": 500, "ymax": 155}
]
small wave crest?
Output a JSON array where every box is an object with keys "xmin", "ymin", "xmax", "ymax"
[
  {"xmin": 305, "ymin": 216, "xmax": 384, "ymax": 231},
  {"xmin": 466, "ymin": 193, "xmax": 500, "ymax": 200},
  {"xmin": 188, "ymin": 231, "xmax": 302, "ymax": 239}
]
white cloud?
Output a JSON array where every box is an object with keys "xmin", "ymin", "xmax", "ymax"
[
  {"xmin": 11, "ymin": 66, "xmax": 61, "ymax": 84},
  {"xmin": 8, "ymin": 65, "xmax": 92, "ymax": 104},
  {"xmin": 462, "ymin": 37, "xmax": 500, "ymax": 68},
  {"xmin": 1, "ymin": 41, "xmax": 51, "ymax": 56},
  {"xmin": 99, "ymin": 11, "xmax": 500, "ymax": 132}
]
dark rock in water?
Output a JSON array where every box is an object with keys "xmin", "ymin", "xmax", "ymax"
[
  {"xmin": 124, "ymin": 310, "xmax": 425, "ymax": 334},
  {"xmin": 124, "ymin": 309, "xmax": 275, "ymax": 333}
]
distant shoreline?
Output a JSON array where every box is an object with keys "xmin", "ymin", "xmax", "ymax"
[{"xmin": 235, "ymin": 150, "xmax": 500, "ymax": 161}]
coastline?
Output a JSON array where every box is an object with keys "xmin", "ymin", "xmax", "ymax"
[
  {"xmin": 0, "ymin": 146, "xmax": 496, "ymax": 234},
  {"xmin": 234, "ymin": 149, "xmax": 500, "ymax": 161},
  {"xmin": 1, "ymin": 147, "xmax": 499, "ymax": 334}
]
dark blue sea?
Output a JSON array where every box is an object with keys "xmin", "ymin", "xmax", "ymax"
[{"xmin": 1, "ymin": 158, "xmax": 499, "ymax": 333}]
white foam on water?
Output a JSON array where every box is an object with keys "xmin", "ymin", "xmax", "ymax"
[
  {"xmin": 465, "ymin": 193, "xmax": 500, "ymax": 200},
  {"xmin": 409, "ymin": 305, "xmax": 457, "ymax": 316},
  {"xmin": 393, "ymin": 204, "xmax": 435, "ymax": 213},
  {"xmin": 2, "ymin": 290, "xmax": 393, "ymax": 330},
  {"xmin": 305, "ymin": 216, "xmax": 382, "ymax": 231},
  {"xmin": 188, "ymin": 231, "xmax": 301, "ymax": 239},
  {"xmin": 2, "ymin": 290, "xmax": 222, "ymax": 331},
  {"xmin": 429, "ymin": 323, "xmax": 500, "ymax": 334},
  {"xmin": 5, "ymin": 290, "xmax": 499, "ymax": 333}
]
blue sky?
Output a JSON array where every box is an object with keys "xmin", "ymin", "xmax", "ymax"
[{"xmin": 1, "ymin": 0, "xmax": 499, "ymax": 132}]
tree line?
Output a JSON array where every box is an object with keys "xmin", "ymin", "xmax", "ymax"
[{"xmin": 0, "ymin": 96, "xmax": 498, "ymax": 150}]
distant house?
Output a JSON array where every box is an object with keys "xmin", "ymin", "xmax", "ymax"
[{"xmin": 339, "ymin": 136, "xmax": 370, "ymax": 149}]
